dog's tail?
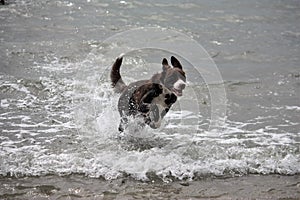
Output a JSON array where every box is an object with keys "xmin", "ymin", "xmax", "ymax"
[{"xmin": 110, "ymin": 54, "xmax": 127, "ymax": 93}]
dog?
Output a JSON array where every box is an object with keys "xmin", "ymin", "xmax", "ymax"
[{"xmin": 110, "ymin": 55, "xmax": 186, "ymax": 132}]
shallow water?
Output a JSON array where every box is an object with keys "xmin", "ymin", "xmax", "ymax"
[
  {"xmin": 0, "ymin": 0, "xmax": 299, "ymax": 191},
  {"xmin": 1, "ymin": 174, "xmax": 299, "ymax": 199}
]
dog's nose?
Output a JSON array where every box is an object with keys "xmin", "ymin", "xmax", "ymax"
[{"xmin": 179, "ymin": 83, "xmax": 186, "ymax": 90}]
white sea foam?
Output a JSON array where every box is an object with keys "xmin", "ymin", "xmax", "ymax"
[{"xmin": 0, "ymin": 52, "xmax": 299, "ymax": 181}]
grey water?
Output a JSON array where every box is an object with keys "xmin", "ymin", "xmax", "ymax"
[{"xmin": 0, "ymin": 0, "xmax": 299, "ymax": 190}]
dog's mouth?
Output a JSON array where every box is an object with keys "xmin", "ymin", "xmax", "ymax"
[{"xmin": 172, "ymin": 88, "xmax": 183, "ymax": 96}]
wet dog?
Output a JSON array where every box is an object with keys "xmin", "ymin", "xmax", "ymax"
[{"xmin": 110, "ymin": 55, "xmax": 186, "ymax": 132}]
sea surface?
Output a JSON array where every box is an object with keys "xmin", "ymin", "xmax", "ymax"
[{"xmin": 0, "ymin": 0, "xmax": 300, "ymax": 198}]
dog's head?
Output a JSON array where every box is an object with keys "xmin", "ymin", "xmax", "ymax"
[{"xmin": 160, "ymin": 56, "xmax": 186, "ymax": 97}]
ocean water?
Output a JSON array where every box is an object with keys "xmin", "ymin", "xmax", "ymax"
[{"xmin": 0, "ymin": 0, "xmax": 300, "ymax": 185}]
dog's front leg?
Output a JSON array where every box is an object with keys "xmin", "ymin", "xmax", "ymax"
[
  {"xmin": 138, "ymin": 83, "xmax": 162, "ymax": 113},
  {"xmin": 138, "ymin": 84, "xmax": 163, "ymax": 127}
]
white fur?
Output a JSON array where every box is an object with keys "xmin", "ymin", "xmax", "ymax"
[
  {"xmin": 173, "ymin": 79, "xmax": 186, "ymax": 90},
  {"xmin": 149, "ymin": 104, "xmax": 165, "ymax": 128},
  {"xmin": 149, "ymin": 87, "xmax": 172, "ymax": 128}
]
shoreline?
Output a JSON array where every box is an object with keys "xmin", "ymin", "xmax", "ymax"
[{"xmin": 1, "ymin": 174, "xmax": 299, "ymax": 199}]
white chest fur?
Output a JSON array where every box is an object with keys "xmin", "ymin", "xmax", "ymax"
[{"xmin": 148, "ymin": 87, "xmax": 173, "ymax": 129}]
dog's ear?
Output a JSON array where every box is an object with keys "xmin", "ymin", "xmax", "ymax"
[
  {"xmin": 171, "ymin": 56, "xmax": 182, "ymax": 70},
  {"xmin": 162, "ymin": 58, "xmax": 171, "ymax": 71}
]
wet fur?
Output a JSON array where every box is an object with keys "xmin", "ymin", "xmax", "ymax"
[{"xmin": 110, "ymin": 55, "xmax": 186, "ymax": 132}]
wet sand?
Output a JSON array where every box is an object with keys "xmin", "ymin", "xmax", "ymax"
[{"xmin": 1, "ymin": 174, "xmax": 299, "ymax": 199}]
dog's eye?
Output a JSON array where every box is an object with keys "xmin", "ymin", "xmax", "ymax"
[
  {"xmin": 179, "ymin": 74, "xmax": 186, "ymax": 82},
  {"xmin": 169, "ymin": 76, "xmax": 177, "ymax": 83}
]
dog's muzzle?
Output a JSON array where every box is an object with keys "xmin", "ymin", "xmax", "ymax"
[{"xmin": 172, "ymin": 79, "xmax": 186, "ymax": 96}]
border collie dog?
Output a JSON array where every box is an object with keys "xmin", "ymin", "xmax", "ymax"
[{"xmin": 110, "ymin": 55, "xmax": 186, "ymax": 132}]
